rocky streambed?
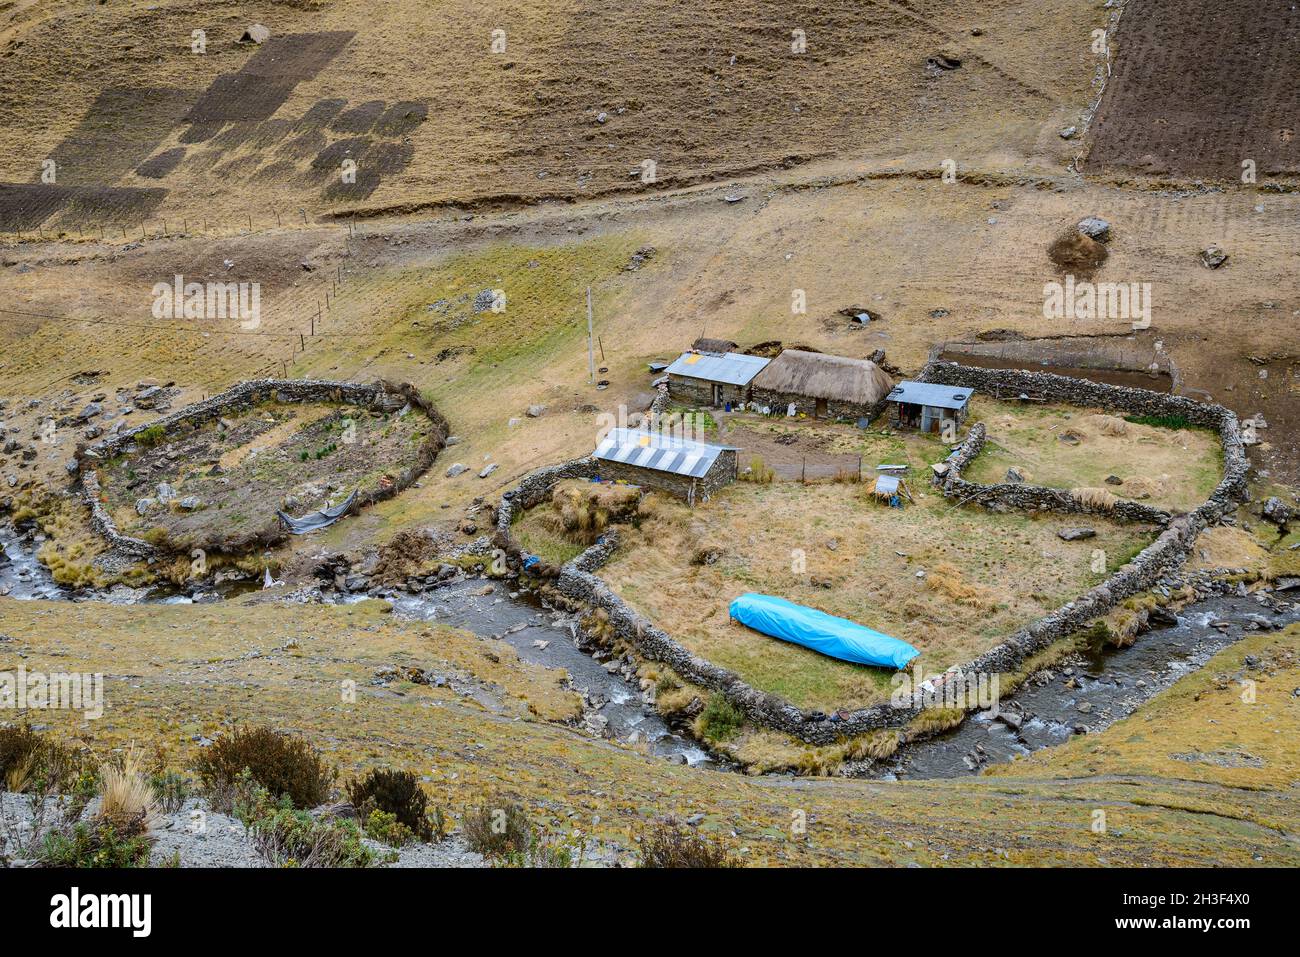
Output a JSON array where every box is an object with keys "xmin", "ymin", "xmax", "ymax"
[
  {"xmin": 868, "ymin": 584, "xmax": 1299, "ymax": 780},
  {"xmin": 3, "ymin": 518, "xmax": 1293, "ymax": 780}
]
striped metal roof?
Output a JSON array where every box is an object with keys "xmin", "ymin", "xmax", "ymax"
[
  {"xmin": 664, "ymin": 350, "xmax": 770, "ymax": 386},
  {"xmin": 592, "ymin": 428, "xmax": 734, "ymax": 479},
  {"xmin": 885, "ymin": 381, "xmax": 973, "ymax": 410}
]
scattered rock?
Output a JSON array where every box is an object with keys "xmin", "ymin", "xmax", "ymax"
[
  {"xmin": 1105, "ymin": 474, "xmax": 1123, "ymax": 485},
  {"xmin": 1057, "ymin": 527, "xmax": 1096, "ymax": 541},
  {"xmin": 446, "ymin": 463, "xmax": 469, "ymax": 478},
  {"xmin": 1005, "ymin": 466, "xmax": 1026, "ymax": 484},
  {"xmin": 1076, "ymin": 217, "xmax": 1111, "ymax": 242},
  {"xmin": 478, "ymin": 463, "xmax": 498, "ymax": 479},
  {"xmin": 1261, "ymin": 496, "xmax": 1291, "ymax": 527},
  {"xmin": 1200, "ymin": 245, "xmax": 1229, "ymax": 269}
]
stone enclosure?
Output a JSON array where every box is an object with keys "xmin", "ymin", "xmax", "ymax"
[
  {"xmin": 76, "ymin": 378, "xmax": 448, "ymax": 561},
  {"xmin": 494, "ymin": 362, "xmax": 1249, "ymax": 746}
]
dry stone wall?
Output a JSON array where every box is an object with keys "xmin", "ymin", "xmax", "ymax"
[{"xmin": 77, "ymin": 378, "xmax": 448, "ymax": 559}]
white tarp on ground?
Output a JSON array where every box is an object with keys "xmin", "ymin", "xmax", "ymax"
[{"xmin": 276, "ymin": 490, "xmax": 358, "ymax": 534}]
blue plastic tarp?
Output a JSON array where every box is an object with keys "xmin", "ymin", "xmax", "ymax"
[{"xmin": 728, "ymin": 593, "xmax": 919, "ymax": 670}]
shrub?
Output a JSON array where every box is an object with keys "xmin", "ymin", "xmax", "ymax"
[
  {"xmin": 149, "ymin": 771, "xmax": 190, "ymax": 813},
  {"xmin": 363, "ymin": 809, "xmax": 414, "ymax": 847},
  {"xmin": 194, "ymin": 727, "xmax": 335, "ymax": 810},
  {"xmin": 135, "ymin": 424, "xmax": 166, "ymax": 447},
  {"xmin": 41, "ymin": 815, "xmax": 153, "ymax": 868},
  {"xmin": 741, "ymin": 456, "xmax": 774, "ymax": 484},
  {"xmin": 462, "ymin": 801, "xmax": 533, "ymax": 858},
  {"xmin": 1124, "ymin": 413, "xmax": 1195, "ymax": 431},
  {"xmin": 637, "ymin": 819, "xmax": 736, "ymax": 868},
  {"xmin": 0, "ymin": 724, "xmax": 88, "ymax": 795},
  {"xmin": 695, "ymin": 695, "xmax": 743, "ymax": 743},
  {"xmin": 346, "ymin": 768, "xmax": 434, "ymax": 842},
  {"xmin": 249, "ymin": 806, "xmax": 373, "ymax": 868}
]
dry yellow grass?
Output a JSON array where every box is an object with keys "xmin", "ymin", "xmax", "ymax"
[
  {"xmin": 599, "ymin": 479, "xmax": 1154, "ymax": 711},
  {"xmin": 99, "ymin": 746, "xmax": 158, "ymax": 829},
  {"xmin": 967, "ymin": 400, "xmax": 1224, "ymax": 511},
  {"xmin": 5, "ymin": 595, "xmax": 1296, "ymax": 866}
]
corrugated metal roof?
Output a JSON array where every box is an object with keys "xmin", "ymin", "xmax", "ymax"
[
  {"xmin": 664, "ymin": 350, "xmax": 770, "ymax": 386},
  {"xmin": 592, "ymin": 428, "xmax": 734, "ymax": 479},
  {"xmin": 886, "ymin": 380, "xmax": 972, "ymax": 410},
  {"xmin": 874, "ymin": 474, "xmax": 900, "ymax": 495}
]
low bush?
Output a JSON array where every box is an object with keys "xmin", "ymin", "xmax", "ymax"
[
  {"xmin": 41, "ymin": 814, "xmax": 153, "ymax": 868},
  {"xmin": 1124, "ymin": 413, "xmax": 1196, "ymax": 431},
  {"xmin": 637, "ymin": 819, "xmax": 736, "ymax": 868},
  {"xmin": 695, "ymin": 695, "xmax": 744, "ymax": 742},
  {"xmin": 249, "ymin": 805, "xmax": 373, "ymax": 868},
  {"xmin": 462, "ymin": 801, "xmax": 533, "ymax": 858},
  {"xmin": 135, "ymin": 424, "xmax": 166, "ymax": 448},
  {"xmin": 346, "ymin": 768, "xmax": 435, "ymax": 842},
  {"xmin": 363, "ymin": 809, "xmax": 414, "ymax": 847},
  {"xmin": 194, "ymin": 727, "xmax": 335, "ymax": 810}
]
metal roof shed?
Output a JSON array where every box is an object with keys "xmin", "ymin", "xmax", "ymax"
[
  {"xmin": 885, "ymin": 381, "xmax": 973, "ymax": 410},
  {"xmin": 664, "ymin": 351, "xmax": 770, "ymax": 387},
  {"xmin": 885, "ymin": 380, "xmax": 972, "ymax": 434},
  {"xmin": 591, "ymin": 428, "xmax": 740, "ymax": 504}
]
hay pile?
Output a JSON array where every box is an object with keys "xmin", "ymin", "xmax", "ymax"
[
  {"xmin": 1082, "ymin": 413, "xmax": 1130, "ymax": 437},
  {"xmin": 1071, "ymin": 487, "xmax": 1119, "ymax": 510},
  {"xmin": 545, "ymin": 480, "xmax": 641, "ymax": 544}
]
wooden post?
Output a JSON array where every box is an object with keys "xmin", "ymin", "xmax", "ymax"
[{"xmin": 586, "ymin": 286, "xmax": 595, "ymax": 384}]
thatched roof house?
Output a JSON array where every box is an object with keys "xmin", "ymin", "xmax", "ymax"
[
  {"xmin": 751, "ymin": 350, "xmax": 894, "ymax": 419},
  {"xmin": 692, "ymin": 336, "xmax": 738, "ymax": 355}
]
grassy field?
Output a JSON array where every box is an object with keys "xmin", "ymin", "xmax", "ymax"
[
  {"xmin": 2, "ymin": 596, "xmax": 1295, "ymax": 866},
  {"xmin": 962, "ymin": 398, "xmax": 1224, "ymax": 511},
  {"xmin": 598, "ymin": 478, "xmax": 1155, "ymax": 712}
]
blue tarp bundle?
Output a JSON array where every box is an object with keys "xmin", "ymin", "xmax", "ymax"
[{"xmin": 728, "ymin": 593, "xmax": 919, "ymax": 670}]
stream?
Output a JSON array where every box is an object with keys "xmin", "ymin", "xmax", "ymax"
[
  {"xmin": 872, "ymin": 593, "xmax": 1300, "ymax": 779},
  {"xmin": 2, "ymin": 519, "xmax": 1294, "ymax": 778},
  {"xmin": 0, "ymin": 519, "xmax": 714, "ymax": 768}
]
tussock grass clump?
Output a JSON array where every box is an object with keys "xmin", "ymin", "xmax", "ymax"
[
  {"xmin": 637, "ymin": 819, "xmax": 737, "ymax": 868},
  {"xmin": 1082, "ymin": 413, "xmax": 1129, "ymax": 437},
  {"xmin": 347, "ymin": 768, "xmax": 437, "ymax": 843},
  {"xmin": 195, "ymin": 726, "xmax": 336, "ymax": 810},
  {"xmin": 741, "ymin": 455, "xmax": 774, "ymax": 484},
  {"xmin": 925, "ymin": 561, "xmax": 995, "ymax": 609},
  {"xmin": 99, "ymin": 747, "xmax": 158, "ymax": 832}
]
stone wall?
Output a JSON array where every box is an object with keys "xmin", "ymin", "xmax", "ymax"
[
  {"xmin": 77, "ymin": 378, "xmax": 448, "ymax": 559},
  {"xmin": 666, "ymin": 374, "xmax": 749, "ymax": 409},
  {"xmin": 923, "ymin": 360, "xmax": 1249, "ymax": 511},
  {"xmin": 937, "ymin": 423, "xmax": 1173, "ymax": 525},
  {"xmin": 491, "ymin": 363, "xmax": 1250, "ymax": 746},
  {"xmin": 749, "ymin": 387, "xmax": 876, "ymax": 422}
]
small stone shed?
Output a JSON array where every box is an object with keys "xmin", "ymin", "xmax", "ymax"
[
  {"xmin": 665, "ymin": 349, "xmax": 770, "ymax": 408},
  {"xmin": 885, "ymin": 380, "xmax": 972, "ymax": 433},
  {"xmin": 591, "ymin": 427, "xmax": 738, "ymax": 505},
  {"xmin": 750, "ymin": 349, "xmax": 894, "ymax": 419}
]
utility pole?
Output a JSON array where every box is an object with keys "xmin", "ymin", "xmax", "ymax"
[{"xmin": 586, "ymin": 285, "xmax": 595, "ymax": 385}]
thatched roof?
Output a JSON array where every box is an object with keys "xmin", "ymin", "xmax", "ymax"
[
  {"xmin": 752, "ymin": 350, "xmax": 894, "ymax": 405},
  {"xmin": 692, "ymin": 337, "xmax": 738, "ymax": 355}
]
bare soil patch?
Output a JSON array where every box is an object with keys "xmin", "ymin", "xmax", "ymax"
[{"xmin": 1086, "ymin": 0, "xmax": 1300, "ymax": 180}]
